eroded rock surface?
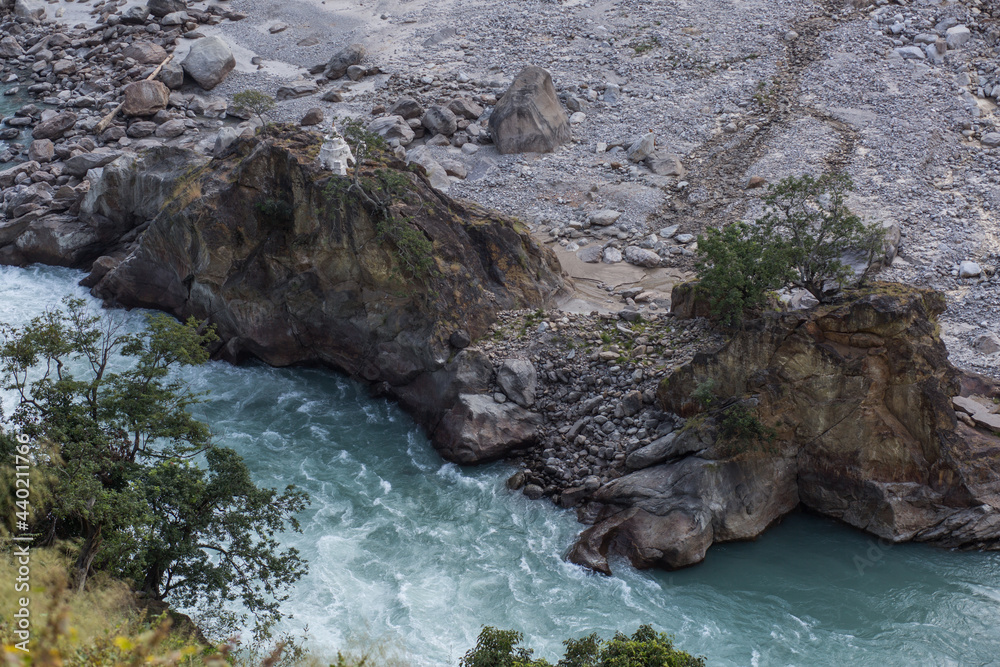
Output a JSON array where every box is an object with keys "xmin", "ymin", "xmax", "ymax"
[{"xmin": 570, "ymin": 285, "xmax": 1000, "ymax": 573}]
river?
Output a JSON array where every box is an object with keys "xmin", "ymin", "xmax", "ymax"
[{"xmin": 2, "ymin": 264, "xmax": 998, "ymax": 666}]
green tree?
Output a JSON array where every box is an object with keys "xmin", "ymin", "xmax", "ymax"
[
  {"xmin": 695, "ymin": 220, "xmax": 792, "ymax": 327},
  {"xmin": 696, "ymin": 173, "xmax": 886, "ymax": 325},
  {"xmin": 232, "ymin": 90, "xmax": 276, "ymax": 135},
  {"xmin": 0, "ymin": 298, "xmax": 308, "ymax": 639},
  {"xmin": 757, "ymin": 173, "xmax": 884, "ymax": 302},
  {"xmin": 461, "ymin": 626, "xmax": 703, "ymax": 667}
]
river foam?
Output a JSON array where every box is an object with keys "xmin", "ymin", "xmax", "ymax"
[{"xmin": 2, "ymin": 264, "xmax": 998, "ymax": 665}]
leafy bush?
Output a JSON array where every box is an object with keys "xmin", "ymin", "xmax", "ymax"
[
  {"xmin": 460, "ymin": 625, "xmax": 704, "ymax": 667},
  {"xmin": 232, "ymin": 90, "xmax": 276, "ymax": 134},
  {"xmin": 696, "ymin": 173, "xmax": 885, "ymax": 326},
  {"xmin": 717, "ymin": 403, "xmax": 776, "ymax": 456},
  {"xmin": 695, "ymin": 221, "xmax": 792, "ymax": 327}
]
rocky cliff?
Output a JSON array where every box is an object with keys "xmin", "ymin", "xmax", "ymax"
[
  {"xmin": 1, "ymin": 129, "xmax": 565, "ymax": 462},
  {"xmin": 570, "ymin": 285, "xmax": 1000, "ymax": 573}
]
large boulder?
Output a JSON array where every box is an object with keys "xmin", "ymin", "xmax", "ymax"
[
  {"xmin": 421, "ymin": 105, "xmax": 457, "ymax": 137},
  {"xmin": 488, "ymin": 66, "xmax": 571, "ymax": 154},
  {"xmin": 62, "ymin": 150, "xmax": 122, "ymax": 177},
  {"xmin": 433, "ymin": 394, "xmax": 541, "ymax": 464},
  {"xmin": 121, "ymin": 80, "xmax": 170, "ymax": 117},
  {"xmin": 182, "ymin": 37, "xmax": 236, "ymax": 91},
  {"xmin": 496, "ymin": 358, "xmax": 537, "ymax": 407},
  {"xmin": 32, "ymin": 112, "xmax": 77, "ymax": 140},
  {"xmin": 323, "ymin": 43, "xmax": 365, "ymax": 80}
]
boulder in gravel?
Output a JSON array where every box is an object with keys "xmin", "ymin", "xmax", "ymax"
[
  {"xmin": 946, "ymin": 25, "xmax": 971, "ymax": 49},
  {"xmin": 603, "ymin": 247, "xmax": 623, "ymax": 264},
  {"xmin": 489, "ymin": 65, "xmax": 571, "ymax": 154},
  {"xmin": 276, "ymin": 81, "xmax": 319, "ymax": 101},
  {"xmin": 959, "ymin": 261, "xmax": 982, "ymax": 279},
  {"xmin": 421, "ymin": 105, "xmax": 457, "ymax": 136},
  {"xmin": 589, "ymin": 209, "xmax": 621, "ymax": 226},
  {"xmin": 577, "ymin": 245, "xmax": 603, "ymax": 263},
  {"xmin": 974, "ymin": 332, "xmax": 1000, "ymax": 355},
  {"xmin": 182, "ymin": 37, "xmax": 236, "ymax": 91},
  {"xmin": 122, "ymin": 80, "xmax": 170, "ymax": 117},
  {"xmin": 388, "ymin": 97, "xmax": 423, "ymax": 120},
  {"xmin": 625, "ymin": 246, "xmax": 661, "ymax": 268},
  {"xmin": 147, "ymin": 0, "xmax": 186, "ymax": 18},
  {"xmin": 497, "ymin": 358, "xmax": 537, "ymax": 408},
  {"xmin": 627, "ymin": 132, "xmax": 655, "ymax": 162},
  {"xmin": 32, "ymin": 112, "xmax": 76, "ymax": 140},
  {"xmin": 123, "ymin": 42, "xmax": 168, "ymax": 65},
  {"xmin": 981, "ymin": 133, "xmax": 1000, "ymax": 148},
  {"xmin": 120, "ymin": 5, "xmax": 150, "ymax": 24},
  {"xmin": 895, "ymin": 46, "xmax": 925, "ymax": 60},
  {"xmin": 300, "ymin": 108, "xmax": 324, "ymax": 126},
  {"xmin": 647, "ymin": 153, "xmax": 684, "ymax": 177},
  {"xmin": 126, "ymin": 121, "xmax": 157, "ymax": 139},
  {"xmin": 366, "ymin": 115, "xmax": 414, "ymax": 146},
  {"xmin": 447, "ymin": 98, "xmax": 484, "ymax": 120},
  {"xmin": 323, "ymin": 43, "xmax": 365, "ymax": 80}
]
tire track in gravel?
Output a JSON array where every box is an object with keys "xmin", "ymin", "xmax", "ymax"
[{"xmin": 654, "ymin": 0, "xmax": 863, "ymax": 249}]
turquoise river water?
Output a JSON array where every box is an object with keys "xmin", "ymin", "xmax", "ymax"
[{"xmin": 2, "ymin": 264, "xmax": 999, "ymax": 666}]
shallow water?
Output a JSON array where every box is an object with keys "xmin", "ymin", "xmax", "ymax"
[
  {"xmin": 2, "ymin": 264, "xmax": 999, "ymax": 666},
  {"xmin": 0, "ymin": 83, "xmax": 30, "ymax": 158}
]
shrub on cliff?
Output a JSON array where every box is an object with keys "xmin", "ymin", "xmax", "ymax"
[
  {"xmin": 0, "ymin": 299, "xmax": 308, "ymax": 642},
  {"xmin": 460, "ymin": 625, "xmax": 704, "ymax": 667},
  {"xmin": 696, "ymin": 173, "xmax": 886, "ymax": 325}
]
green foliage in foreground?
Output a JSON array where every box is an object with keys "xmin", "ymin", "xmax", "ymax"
[
  {"xmin": 460, "ymin": 625, "xmax": 705, "ymax": 667},
  {"xmin": 696, "ymin": 173, "xmax": 885, "ymax": 326},
  {"xmin": 0, "ymin": 299, "xmax": 309, "ymax": 642}
]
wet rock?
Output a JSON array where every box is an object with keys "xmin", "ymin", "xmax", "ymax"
[
  {"xmin": 489, "ymin": 65, "xmax": 571, "ymax": 154},
  {"xmin": 434, "ymin": 394, "xmax": 541, "ymax": 464},
  {"xmin": 182, "ymin": 37, "xmax": 236, "ymax": 91}
]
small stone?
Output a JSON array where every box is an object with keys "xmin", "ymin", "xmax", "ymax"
[
  {"xmin": 973, "ymin": 332, "xmax": 1000, "ymax": 355},
  {"xmin": 959, "ymin": 261, "xmax": 982, "ymax": 279},
  {"xmin": 894, "ymin": 46, "xmax": 926, "ymax": 60},
  {"xmin": 981, "ymin": 133, "xmax": 1000, "ymax": 148},
  {"xmin": 269, "ymin": 22, "xmax": 288, "ymax": 34},
  {"xmin": 346, "ymin": 65, "xmax": 365, "ymax": 81},
  {"xmin": 577, "ymin": 245, "xmax": 603, "ymax": 263},
  {"xmin": 626, "ymin": 132, "xmax": 655, "ymax": 162},
  {"xmin": 569, "ymin": 111, "xmax": 586, "ymax": 125},
  {"xmin": 523, "ymin": 484, "xmax": 544, "ymax": 500},
  {"xmin": 674, "ymin": 233, "xmax": 695, "ymax": 244},
  {"xmin": 746, "ymin": 176, "xmax": 767, "ymax": 188},
  {"xmin": 945, "ymin": 25, "xmax": 971, "ymax": 49}
]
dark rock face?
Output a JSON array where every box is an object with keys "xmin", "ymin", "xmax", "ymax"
[
  {"xmin": 324, "ymin": 43, "xmax": 365, "ymax": 80},
  {"xmin": 570, "ymin": 286, "xmax": 1000, "ymax": 573},
  {"xmin": 63, "ymin": 132, "xmax": 563, "ymax": 461},
  {"xmin": 488, "ymin": 66, "xmax": 571, "ymax": 154}
]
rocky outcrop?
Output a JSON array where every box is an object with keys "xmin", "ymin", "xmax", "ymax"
[
  {"xmin": 18, "ymin": 129, "xmax": 564, "ymax": 463},
  {"xmin": 570, "ymin": 285, "xmax": 1000, "ymax": 573},
  {"xmin": 489, "ymin": 66, "xmax": 571, "ymax": 154}
]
